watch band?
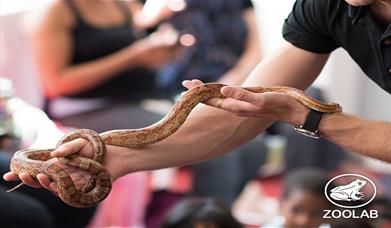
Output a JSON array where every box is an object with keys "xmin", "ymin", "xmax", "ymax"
[{"xmin": 294, "ymin": 109, "xmax": 324, "ymax": 139}]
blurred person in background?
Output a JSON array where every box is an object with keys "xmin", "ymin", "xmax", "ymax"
[
  {"xmin": 161, "ymin": 198, "xmax": 242, "ymax": 228},
  {"xmin": 329, "ymin": 219, "xmax": 375, "ymax": 228},
  {"xmin": 32, "ymin": 0, "xmax": 183, "ymax": 124},
  {"xmin": 251, "ymin": 168, "xmax": 334, "ymax": 228},
  {"xmin": 264, "ymin": 169, "xmax": 335, "ymax": 228},
  {"xmin": 154, "ymin": 0, "xmax": 260, "ymax": 93}
]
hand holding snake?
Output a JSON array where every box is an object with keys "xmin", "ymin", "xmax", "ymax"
[{"xmin": 4, "ymin": 81, "xmax": 341, "ymax": 207}]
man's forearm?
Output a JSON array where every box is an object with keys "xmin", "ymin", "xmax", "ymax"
[
  {"xmin": 118, "ymin": 43, "xmax": 329, "ymax": 174},
  {"xmin": 121, "ymin": 105, "xmax": 271, "ymax": 173},
  {"xmin": 320, "ymin": 113, "xmax": 391, "ymax": 162}
]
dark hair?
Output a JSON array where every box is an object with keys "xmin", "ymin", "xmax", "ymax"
[
  {"xmin": 330, "ymin": 219, "xmax": 375, "ymax": 228},
  {"xmin": 161, "ymin": 198, "xmax": 242, "ymax": 228},
  {"xmin": 283, "ymin": 168, "xmax": 332, "ymax": 199}
]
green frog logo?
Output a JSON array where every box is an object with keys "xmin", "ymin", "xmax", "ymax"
[{"xmin": 330, "ymin": 179, "xmax": 366, "ymax": 201}]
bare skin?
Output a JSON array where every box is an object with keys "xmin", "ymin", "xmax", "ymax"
[
  {"xmin": 4, "ymin": 0, "xmax": 391, "ymax": 192},
  {"xmin": 282, "ymin": 190, "xmax": 331, "ymax": 228},
  {"xmin": 32, "ymin": 0, "xmax": 183, "ymax": 98}
]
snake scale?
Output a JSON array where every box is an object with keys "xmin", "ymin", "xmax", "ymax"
[{"xmin": 9, "ymin": 83, "xmax": 341, "ymax": 207}]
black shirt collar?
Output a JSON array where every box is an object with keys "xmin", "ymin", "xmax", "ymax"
[
  {"xmin": 347, "ymin": 4, "xmax": 389, "ymax": 33},
  {"xmin": 348, "ymin": 5, "xmax": 368, "ymax": 25}
]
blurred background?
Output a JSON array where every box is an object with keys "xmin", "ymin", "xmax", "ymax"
[{"xmin": 1, "ymin": 0, "xmax": 390, "ymax": 228}]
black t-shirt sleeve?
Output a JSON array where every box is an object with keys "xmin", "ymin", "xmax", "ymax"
[{"xmin": 282, "ymin": 0, "xmax": 338, "ymax": 53}]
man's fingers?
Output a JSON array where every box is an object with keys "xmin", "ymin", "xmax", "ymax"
[
  {"xmin": 4, "ymin": 172, "xmax": 51, "ymax": 190},
  {"xmin": 37, "ymin": 174, "xmax": 55, "ymax": 192},
  {"xmin": 218, "ymin": 98, "xmax": 260, "ymax": 113},
  {"xmin": 38, "ymin": 174, "xmax": 59, "ymax": 193},
  {"xmin": 3, "ymin": 172, "xmax": 19, "ymax": 181},
  {"xmin": 191, "ymin": 79, "xmax": 203, "ymax": 84},
  {"xmin": 51, "ymin": 138, "xmax": 87, "ymax": 157},
  {"xmin": 18, "ymin": 173, "xmax": 43, "ymax": 188},
  {"xmin": 221, "ymin": 86, "xmax": 261, "ymax": 105},
  {"xmin": 181, "ymin": 81, "xmax": 263, "ymax": 115},
  {"xmin": 49, "ymin": 182, "xmax": 59, "ymax": 193},
  {"xmin": 182, "ymin": 79, "xmax": 203, "ymax": 89},
  {"xmin": 181, "ymin": 80, "xmax": 192, "ymax": 89}
]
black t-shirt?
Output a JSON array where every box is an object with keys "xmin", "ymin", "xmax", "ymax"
[
  {"xmin": 66, "ymin": 0, "xmax": 155, "ymax": 99},
  {"xmin": 283, "ymin": 0, "xmax": 391, "ymax": 93}
]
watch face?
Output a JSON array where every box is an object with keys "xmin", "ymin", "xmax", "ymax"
[{"xmin": 294, "ymin": 126, "xmax": 321, "ymax": 139}]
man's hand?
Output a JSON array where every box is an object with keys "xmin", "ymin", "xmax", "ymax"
[
  {"xmin": 3, "ymin": 138, "xmax": 128, "ymax": 193},
  {"xmin": 182, "ymin": 79, "xmax": 309, "ymax": 126}
]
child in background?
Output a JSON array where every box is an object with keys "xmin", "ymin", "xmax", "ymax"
[
  {"xmin": 266, "ymin": 169, "xmax": 335, "ymax": 228},
  {"xmin": 161, "ymin": 198, "xmax": 242, "ymax": 228}
]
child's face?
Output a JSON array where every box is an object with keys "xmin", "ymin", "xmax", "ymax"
[{"xmin": 281, "ymin": 190, "xmax": 330, "ymax": 228}]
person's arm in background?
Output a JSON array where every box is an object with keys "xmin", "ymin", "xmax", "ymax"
[
  {"xmin": 218, "ymin": 7, "xmax": 261, "ymax": 85},
  {"xmin": 32, "ymin": 1, "xmax": 181, "ymax": 98}
]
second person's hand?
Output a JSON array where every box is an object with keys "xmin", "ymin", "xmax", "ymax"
[{"xmin": 131, "ymin": 27, "xmax": 185, "ymax": 70}]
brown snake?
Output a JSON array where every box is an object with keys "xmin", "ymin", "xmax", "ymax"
[{"xmin": 8, "ymin": 83, "xmax": 341, "ymax": 207}]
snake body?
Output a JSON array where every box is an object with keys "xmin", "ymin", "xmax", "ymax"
[
  {"xmin": 10, "ymin": 129, "xmax": 111, "ymax": 208},
  {"xmin": 9, "ymin": 83, "xmax": 341, "ymax": 207}
]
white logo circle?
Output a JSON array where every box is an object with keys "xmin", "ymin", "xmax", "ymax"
[{"xmin": 324, "ymin": 174, "xmax": 376, "ymax": 209}]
